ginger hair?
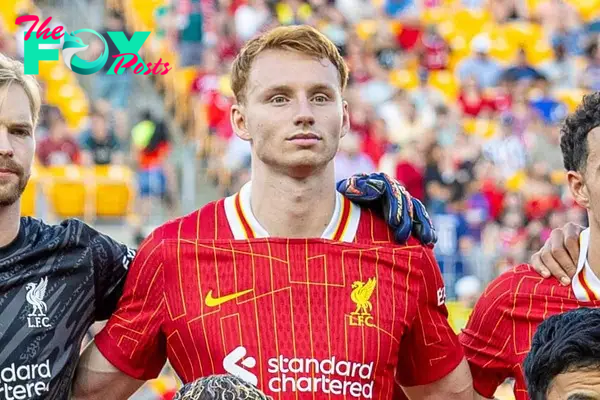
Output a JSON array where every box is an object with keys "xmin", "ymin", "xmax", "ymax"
[{"xmin": 231, "ymin": 25, "xmax": 349, "ymax": 103}]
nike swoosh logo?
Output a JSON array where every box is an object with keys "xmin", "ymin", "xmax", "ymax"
[{"xmin": 205, "ymin": 288, "xmax": 254, "ymax": 307}]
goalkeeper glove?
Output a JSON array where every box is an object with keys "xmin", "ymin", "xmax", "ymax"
[{"xmin": 336, "ymin": 172, "xmax": 437, "ymax": 246}]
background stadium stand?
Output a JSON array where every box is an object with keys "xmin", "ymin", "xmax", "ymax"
[{"xmin": 4, "ymin": 0, "xmax": 600, "ymax": 397}]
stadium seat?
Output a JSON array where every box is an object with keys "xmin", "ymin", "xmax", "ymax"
[
  {"xmin": 20, "ymin": 165, "xmax": 40, "ymax": 217},
  {"xmin": 422, "ymin": 7, "xmax": 449, "ymax": 25},
  {"xmin": 63, "ymin": 98, "xmax": 90, "ymax": 131},
  {"xmin": 555, "ymin": 88, "xmax": 589, "ymax": 112},
  {"xmin": 355, "ymin": 20, "xmax": 379, "ymax": 41},
  {"xmin": 487, "ymin": 26, "xmax": 519, "ymax": 64},
  {"xmin": 453, "ymin": 10, "xmax": 492, "ymax": 41},
  {"xmin": 93, "ymin": 166, "xmax": 135, "ymax": 218},
  {"xmin": 389, "ymin": 69, "xmax": 418, "ymax": 90},
  {"xmin": 447, "ymin": 35, "xmax": 471, "ymax": 70},
  {"xmin": 41, "ymin": 166, "xmax": 87, "ymax": 219},
  {"xmin": 41, "ymin": 165, "xmax": 134, "ymax": 220},
  {"xmin": 128, "ymin": 0, "xmax": 166, "ymax": 31},
  {"xmin": 1, "ymin": 0, "xmax": 30, "ymax": 34},
  {"xmin": 526, "ymin": 40, "xmax": 553, "ymax": 65},
  {"xmin": 569, "ymin": 0, "xmax": 600, "ymax": 22},
  {"xmin": 502, "ymin": 22, "xmax": 544, "ymax": 49},
  {"xmin": 463, "ymin": 118, "xmax": 498, "ymax": 138},
  {"xmin": 429, "ymin": 70, "xmax": 459, "ymax": 101}
]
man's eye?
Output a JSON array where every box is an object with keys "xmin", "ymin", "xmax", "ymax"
[
  {"xmin": 271, "ymin": 96, "xmax": 287, "ymax": 104},
  {"xmin": 11, "ymin": 129, "xmax": 28, "ymax": 136},
  {"xmin": 313, "ymin": 95, "xmax": 329, "ymax": 103}
]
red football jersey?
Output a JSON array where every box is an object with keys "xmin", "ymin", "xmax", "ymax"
[
  {"xmin": 460, "ymin": 228, "xmax": 600, "ymax": 399},
  {"xmin": 95, "ymin": 184, "xmax": 463, "ymax": 399}
]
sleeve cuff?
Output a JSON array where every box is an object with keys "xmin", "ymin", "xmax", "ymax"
[{"xmin": 94, "ymin": 330, "xmax": 164, "ymax": 381}]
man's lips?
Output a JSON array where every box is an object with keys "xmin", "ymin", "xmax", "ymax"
[{"xmin": 287, "ymin": 132, "xmax": 321, "ymax": 141}]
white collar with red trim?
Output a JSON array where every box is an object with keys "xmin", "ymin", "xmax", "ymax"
[
  {"xmin": 223, "ymin": 181, "xmax": 360, "ymax": 241},
  {"xmin": 572, "ymin": 228, "xmax": 600, "ymax": 301}
]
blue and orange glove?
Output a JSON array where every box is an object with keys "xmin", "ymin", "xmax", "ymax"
[{"xmin": 336, "ymin": 172, "xmax": 437, "ymax": 246}]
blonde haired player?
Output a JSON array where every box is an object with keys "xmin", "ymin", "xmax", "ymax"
[
  {"xmin": 0, "ymin": 55, "xmax": 136, "ymax": 400},
  {"xmin": 73, "ymin": 25, "xmax": 473, "ymax": 400}
]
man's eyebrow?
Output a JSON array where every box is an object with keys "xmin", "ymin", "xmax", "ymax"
[
  {"xmin": 0, "ymin": 121, "xmax": 33, "ymax": 130},
  {"xmin": 309, "ymin": 83, "xmax": 336, "ymax": 92},
  {"xmin": 260, "ymin": 84, "xmax": 294, "ymax": 95},
  {"xmin": 567, "ymin": 393, "xmax": 598, "ymax": 400}
]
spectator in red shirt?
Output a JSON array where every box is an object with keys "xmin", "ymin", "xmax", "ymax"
[
  {"xmin": 395, "ymin": 140, "xmax": 425, "ymax": 200},
  {"xmin": 419, "ymin": 25, "xmax": 450, "ymax": 71},
  {"xmin": 36, "ymin": 115, "xmax": 80, "ymax": 167},
  {"xmin": 362, "ymin": 117, "xmax": 389, "ymax": 166},
  {"xmin": 457, "ymin": 77, "xmax": 493, "ymax": 117}
]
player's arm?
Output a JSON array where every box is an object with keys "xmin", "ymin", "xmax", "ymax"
[
  {"xmin": 72, "ymin": 230, "xmax": 167, "ymax": 399},
  {"xmin": 458, "ymin": 271, "xmax": 517, "ymax": 399},
  {"xmin": 529, "ymin": 222, "xmax": 583, "ymax": 284},
  {"xmin": 73, "ymin": 342, "xmax": 144, "ymax": 400},
  {"xmin": 397, "ymin": 247, "xmax": 474, "ymax": 400},
  {"xmin": 82, "ymin": 222, "xmax": 136, "ymax": 321}
]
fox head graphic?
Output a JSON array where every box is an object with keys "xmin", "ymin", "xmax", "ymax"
[
  {"xmin": 61, "ymin": 29, "xmax": 108, "ymax": 75},
  {"xmin": 61, "ymin": 32, "xmax": 89, "ymax": 71}
]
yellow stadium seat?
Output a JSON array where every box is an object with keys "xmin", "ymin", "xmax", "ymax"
[
  {"xmin": 488, "ymin": 35, "xmax": 519, "ymax": 65},
  {"xmin": 463, "ymin": 118, "xmax": 498, "ymax": 138},
  {"xmin": 506, "ymin": 170, "xmax": 527, "ymax": 192},
  {"xmin": 526, "ymin": 0, "xmax": 546, "ymax": 13},
  {"xmin": 555, "ymin": 89, "xmax": 589, "ymax": 112},
  {"xmin": 129, "ymin": 0, "xmax": 166, "ymax": 30},
  {"xmin": 63, "ymin": 98, "xmax": 89, "ymax": 131},
  {"xmin": 389, "ymin": 69, "xmax": 418, "ymax": 90},
  {"xmin": 355, "ymin": 20, "xmax": 378, "ymax": 41},
  {"xmin": 568, "ymin": 0, "xmax": 600, "ymax": 22},
  {"xmin": 551, "ymin": 170, "xmax": 566, "ymax": 185},
  {"xmin": 46, "ymin": 64, "xmax": 76, "ymax": 88},
  {"xmin": 93, "ymin": 166, "xmax": 134, "ymax": 218},
  {"xmin": 447, "ymin": 35, "xmax": 471, "ymax": 70},
  {"xmin": 429, "ymin": 70, "xmax": 459, "ymax": 101},
  {"xmin": 41, "ymin": 166, "xmax": 87, "ymax": 218},
  {"xmin": 526, "ymin": 40, "xmax": 553, "ymax": 65},
  {"xmin": 422, "ymin": 7, "xmax": 449, "ymax": 25},
  {"xmin": 446, "ymin": 301, "xmax": 473, "ymax": 334},
  {"xmin": 21, "ymin": 173, "xmax": 37, "ymax": 217},
  {"xmin": 452, "ymin": 10, "xmax": 492, "ymax": 41},
  {"xmin": 45, "ymin": 83, "xmax": 86, "ymax": 108},
  {"xmin": 502, "ymin": 22, "xmax": 543, "ymax": 49}
]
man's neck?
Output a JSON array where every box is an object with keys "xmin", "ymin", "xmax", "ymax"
[
  {"xmin": 249, "ymin": 162, "xmax": 337, "ymax": 238},
  {"xmin": 0, "ymin": 203, "xmax": 21, "ymax": 248}
]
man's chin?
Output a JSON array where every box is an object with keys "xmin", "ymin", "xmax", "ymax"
[{"xmin": 0, "ymin": 182, "xmax": 26, "ymax": 207}]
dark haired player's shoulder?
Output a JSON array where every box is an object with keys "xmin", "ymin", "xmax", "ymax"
[
  {"xmin": 459, "ymin": 263, "xmax": 574, "ymax": 399},
  {"xmin": 0, "ymin": 217, "xmax": 136, "ymax": 400}
]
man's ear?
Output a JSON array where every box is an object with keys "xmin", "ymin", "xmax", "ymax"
[
  {"xmin": 567, "ymin": 170, "xmax": 590, "ymax": 209},
  {"xmin": 231, "ymin": 103, "xmax": 251, "ymax": 141},
  {"xmin": 341, "ymin": 100, "xmax": 349, "ymax": 139}
]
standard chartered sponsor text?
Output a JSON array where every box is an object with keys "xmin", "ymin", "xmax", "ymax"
[
  {"xmin": 0, "ymin": 360, "xmax": 51, "ymax": 400},
  {"xmin": 267, "ymin": 355, "xmax": 374, "ymax": 398}
]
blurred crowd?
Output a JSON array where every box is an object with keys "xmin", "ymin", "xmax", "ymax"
[{"xmin": 153, "ymin": 0, "xmax": 596, "ymax": 298}]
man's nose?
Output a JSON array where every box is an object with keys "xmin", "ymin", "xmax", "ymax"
[
  {"xmin": 293, "ymin": 97, "xmax": 316, "ymax": 127},
  {"xmin": 0, "ymin": 128, "xmax": 15, "ymax": 158}
]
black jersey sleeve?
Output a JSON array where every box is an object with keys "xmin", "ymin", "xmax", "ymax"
[{"xmin": 80, "ymin": 222, "xmax": 136, "ymax": 321}]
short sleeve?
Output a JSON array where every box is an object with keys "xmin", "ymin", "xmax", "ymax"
[
  {"xmin": 94, "ymin": 229, "xmax": 166, "ymax": 380},
  {"xmin": 459, "ymin": 272, "xmax": 516, "ymax": 398},
  {"xmin": 81, "ymin": 223, "xmax": 136, "ymax": 321},
  {"xmin": 396, "ymin": 247, "xmax": 464, "ymax": 387}
]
